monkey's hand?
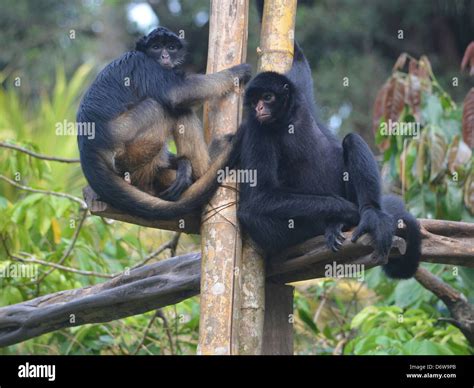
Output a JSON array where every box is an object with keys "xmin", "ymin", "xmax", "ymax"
[
  {"xmin": 229, "ymin": 64, "xmax": 252, "ymax": 85},
  {"xmin": 209, "ymin": 134, "xmax": 234, "ymax": 161},
  {"xmin": 158, "ymin": 158, "xmax": 193, "ymax": 201},
  {"xmin": 325, "ymin": 223, "xmax": 346, "ymax": 252},
  {"xmin": 351, "ymin": 208, "xmax": 395, "ymax": 261}
]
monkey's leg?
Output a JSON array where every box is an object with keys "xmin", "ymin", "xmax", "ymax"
[
  {"xmin": 173, "ymin": 111, "xmax": 211, "ymax": 179},
  {"xmin": 237, "ymin": 210, "xmax": 325, "ymax": 256},
  {"xmin": 239, "ymin": 191, "xmax": 360, "ymax": 227},
  {"xmin": 342, "ymin": 133, "xmax": 395, "ymax": 259}
]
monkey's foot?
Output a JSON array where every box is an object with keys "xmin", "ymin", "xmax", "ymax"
[
  {"xmin": 158, "ymin": 179, "xmax": 192, "ymax": 202},
  {"xmin": 325, "ymin": 223, "xmax": 346, "ymax": 252}
]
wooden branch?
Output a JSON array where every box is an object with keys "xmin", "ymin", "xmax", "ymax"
[
  {"xmin": 267, "ymin": 234, "xmax": 407, "ymax": 284},
  {"xmin": 415, "ymin": 267, "xmax": 474, "ymax": 346},
  {"xmin": 419, "ymin": 221, "xmax": 474, "ymax": 267},
  {"xmin": 83, "ymin": 186, "xmax": 201, "ymax": 234},
  {"xmin": 0, "ymin": 253, "xmax": 200, "ymax": 348},
  {"xmin": 1, "ymin": 219, "xmax": 471, "ymax": 348}
]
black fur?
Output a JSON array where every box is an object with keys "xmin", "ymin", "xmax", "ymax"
[
  {"xmin": 77, "ymin": 27, "xmax": 250, "ymax": 220},
  {"xmin": 235, "ymin": 0, "xmax": 421, "ymax": 279}
]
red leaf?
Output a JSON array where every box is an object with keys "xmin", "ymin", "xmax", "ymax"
[
  {"xmin": 461, "ymin": 42, "xmax": 474, "ymax": 76},
  {"xmin": 462, "ymin": 88, "xmax": 474, "ymax": 148}
]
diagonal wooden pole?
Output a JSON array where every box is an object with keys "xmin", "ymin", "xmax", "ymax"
[{"xmin": 198, "ymin": 0, "xmax": 249, "ymax": 355}]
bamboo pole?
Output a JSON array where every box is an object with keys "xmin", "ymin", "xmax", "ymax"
[
  {"xmin": 198, "ymin": 0, "xmax": 249, "ymax": 355},
  {"xmin": 236, "ymin": 0, "xmax": 298, "ymax": 355},
  {"xmin": 258, "ymin": 0, "xmax": 297, "ymax": 73}
]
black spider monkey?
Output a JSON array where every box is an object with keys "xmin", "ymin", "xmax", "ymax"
[
  {"xmin": 77, "ymin": 27, "xmax": 251, "ymax": 219},
  {"xmin": 232, "ymin": 0, "xmax": 421, "ymax": 279}
]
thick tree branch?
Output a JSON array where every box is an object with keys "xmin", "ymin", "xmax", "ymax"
[
  {"xmin": 415, "ymin": 267, "xmax": 474, "ymax": 346},
  {"xmin": 83, "ymin": 186, "xmax": 200, "ymax": 234},
  {"xmin": 0, "ymin": 219, "xmax": 472, "ymax": 348}
]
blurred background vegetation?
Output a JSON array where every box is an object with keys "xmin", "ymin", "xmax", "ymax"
[{"xmin": 0, "ymin": 0, "xmax": 473, "ymax": 355}]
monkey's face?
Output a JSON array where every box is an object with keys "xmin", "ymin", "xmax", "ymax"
[
  {"xmin": 245, "ymin": 73, "xmax": 293, "ymax": 126},
  {"xmin": 146, "ymin": 37, "xmax": 186, "ymax": 69},
  {"xmin": 136, "ymin": 28, "xmax": 187, "ymax": 69}
]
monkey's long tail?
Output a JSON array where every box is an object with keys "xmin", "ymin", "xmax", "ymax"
[
  {"xmin": 80, "ymin": 135, "xmax": 240, "ymax": 221},
  {"xmin": 382, "ymin": 195, "xmax": 422, "ymax": 279}
]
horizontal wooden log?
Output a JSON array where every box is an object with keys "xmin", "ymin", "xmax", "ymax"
[
  {"xmin": 85, "ymin": 184, "xmax": 474, "ymax": 251},
  {"xmin": 0, "ymin": 219, "xmax": 472, "ymax": 347},
  {"xmin": 0, "ymin": 253, "xmax": 200, "ymax": 348},
  {"xmin": 83, "ymin": 186, "xmax": 201, "ymax": 234}
]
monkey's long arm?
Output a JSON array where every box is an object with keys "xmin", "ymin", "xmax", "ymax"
[
  {"xmin": 168, "ymin": 65, "xmax": 250, "ymax": 109},
  {"xmin": 342, "ymin": 133, "xmax": 383, "ymax": 211}
]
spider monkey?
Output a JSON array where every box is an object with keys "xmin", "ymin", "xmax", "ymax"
[
  {"xmin": 233, "ymin": 0, "xmax": 421, "ymax": 278},
  {"xmin": 77, "ymin": 27, "xmax": 251, "ymax": 219}
]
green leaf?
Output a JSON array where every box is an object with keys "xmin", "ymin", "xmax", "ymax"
[
  {"xmin": 351, "ymin": 306, "xmax": 378, "ymax": 329},
  {"xmin": 442, "ymin": 181, "xmax": 463, "ymax": 221},
  {"xmin": 298, "ymin": 307, "xmax": 318, "ymax": 334},
  {"xmin": 402, "ymin": 339, "xmax": 453, "ymax": 355},
  {"xmin": 394, "ymin": 279, "xmax": 428, "ymax": 308}
]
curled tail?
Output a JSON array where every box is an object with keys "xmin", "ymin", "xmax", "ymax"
[
  {"xmin": 382, "ymin": 195, "xmax": 422, "ymax": 279},
  {"xmin": 80, "ymin": 135, "xmax": 239, "ymax": 220}
]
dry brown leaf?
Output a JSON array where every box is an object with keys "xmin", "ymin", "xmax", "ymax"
[
  {"xmin": 383, "ymin": 76, "xmax": 406, "ymax": 123},
  {"xmin": 372, "ymin": 81, "xmax": 390, "ymax": 135},
  {"xmin": 461, "ymin": 41, "xmax": 474, "ymax": 76},
  {"xmin": 462, "ymin": 88, "xmax": 474, "ymax": 148},
  {"xmin": 408, "ymin": 57, "xmax": 432, "ymax": 94},
  {"xmin": 407, "ymin": 73, "xmax": 421, "ymax": 121},
  {"xmin": 393, "ymin": 53, "xmax": 408, "ymax": 72},
  {"xmin": 419, "ymin": 55, "xmax": 433, "ymax": 78},
  {"xmin": 429, "ymin": 132, "xmax": 447, "ymax": 182},
  {"xmin": 447, "ymin": 136, "xmax": 472, "ymax": 173},
  {"xmin": 464, "ymin": 169, "xmax": 474, "ymax": 215},
  {"xmin": 415, "ymin": 131, "xmax": 427, "ymax": 184}
]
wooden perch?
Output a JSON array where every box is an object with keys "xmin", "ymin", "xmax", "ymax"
[
  {"xmin": 1, "ymin": 219, "xmax": 472, "ymax": 348},
  {"xmin": 83, "ymin": 186, "xmax": 201, "ymax": 234},
  {"xmin": 0, "ymin": 253, "xmax": 200, "ymax": 348}
]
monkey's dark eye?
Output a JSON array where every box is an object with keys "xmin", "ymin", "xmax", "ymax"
[
  {"xmin": 262, "ymin": 93, "xmax": 275, "ymax": 103},
  {"xmin": 152, "ymin": 44, "xmax": 161, "ymax": 50},
  {"xmin": 167, "ymin": 44, "xmax": 176, "ymax": 51}
]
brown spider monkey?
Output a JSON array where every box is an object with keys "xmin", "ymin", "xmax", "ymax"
[{"xmin": 77, "ymin": 27, "xmax": 251, "ymax": 219}]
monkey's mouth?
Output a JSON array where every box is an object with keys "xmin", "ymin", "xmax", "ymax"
[
  {"xmin": 257, "ymin": 114, "xmax": 272, "ymax": 123},
  {"xmin": 159, "ymin": 59, "xmax": 174, "ymax": 69}
]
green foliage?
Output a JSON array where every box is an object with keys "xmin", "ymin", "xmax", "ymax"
[
  {"xmin": 375, "ymin": 64, "xmax": 473, "ymax": 222},
  {"xmin": 1, "ymin": 1, "xmax": 473, "ymax": 356},
  {"xmin": 345, "ymin": 306, "xmax": 470, "ymax": 355},
  {"xmin": 0, "ymin": 66, "xmax": 202, "ymax": 355}
]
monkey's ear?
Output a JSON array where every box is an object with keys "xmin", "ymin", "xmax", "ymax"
[
  {"xmin": 179, "ymin": 38, "xmax": 189, "ymax": 51},
  {"xmin": 135, "ymin": 36, "xmax": 148, "ymax": 52}
]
